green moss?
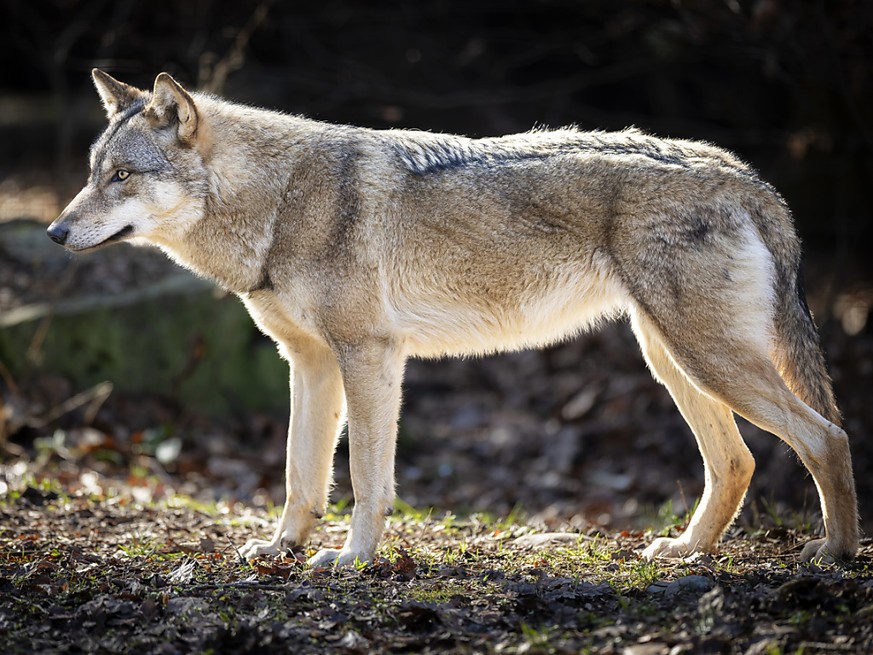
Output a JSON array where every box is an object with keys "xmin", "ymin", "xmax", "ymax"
[{"xmin": 0, "ymin": 281, "xmax": 289, "ymax": 415}]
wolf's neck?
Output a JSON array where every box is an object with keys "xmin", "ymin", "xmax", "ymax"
[{"xmin": 158, "ymin": 102, "xmax": 312, "ymax": 293}]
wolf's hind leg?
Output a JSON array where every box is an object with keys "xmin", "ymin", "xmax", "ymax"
[
  {"xmin": 636, "ymin": 312, "xmax": 858, "ymax": 563},
  {"xmin": 240, "ymin": 345, "xmax": 345, "ymax": 560},
  {"xmin": 707, "ymin": 362, "xmax": 857, "ymax": 562},
  {"xmin": 632, "ymin": 313, "xmax": 755, "ymax": 560}
]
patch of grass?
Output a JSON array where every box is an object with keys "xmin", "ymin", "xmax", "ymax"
[
  {"xmin": 466, "ymin": 503, "xmax": 528, "ymax": 533},
  {"xmin": 323, "ymin": 496, "xmax": 352, "ymax": 521},
  {"xmin": 620, "ymin": 558, "xmax": 663, "ymax": 591},
  {"xmin": 652, "ymin": 497, "xmax": 698, "ymax": 537},
  {"xmin": 392, "ymin": 496, "xmax": 434, "ymax": 521},
  {"xmin": 407, "ymin": 579, "xmax": 482, "ymax": 604},
  {"xmin": 754, "ymin": 497, "xmax": 816, "ymax": 535},
  {"xmin": 117, "ymin": 535, "xmax": 160, "ymax": 558}
]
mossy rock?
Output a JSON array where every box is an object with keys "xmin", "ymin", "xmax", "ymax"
[{"xmin": 0, "ymin": 220, "xmax": 288, "ymax": 414}]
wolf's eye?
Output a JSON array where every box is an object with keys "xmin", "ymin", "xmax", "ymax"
[{"xmin": 111, "ymin": 169, "xmax": 131, "ymax": 182}]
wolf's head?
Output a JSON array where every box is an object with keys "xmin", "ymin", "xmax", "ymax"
[{"xmin": 47, "ymin": 70, "xmax": 209, "ymax": 251}]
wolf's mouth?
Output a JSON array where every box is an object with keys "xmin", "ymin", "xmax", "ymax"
[
  {"xmin": 72, "ymin": 224, "xmax": 136, "ymax": 252},
  {"xmin": 88, "ymin": 224, "xmax": 135, "ymax": 249},
  {"xmin": 106, "ymin": 224, "xmax": 135, "ymax": 243}
]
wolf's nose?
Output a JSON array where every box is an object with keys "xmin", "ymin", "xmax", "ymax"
[{"xmin": 46, "ymin": 223, "xmax": 69, "ymax": 245}]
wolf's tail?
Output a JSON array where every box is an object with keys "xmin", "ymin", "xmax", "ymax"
[
  {"xmin": 772, "ymin": 266, "xmax": 842, "ymax": 426},
  {"xmin": 753, "ymin": 196, "xmax": 842, "ymax": 426}
]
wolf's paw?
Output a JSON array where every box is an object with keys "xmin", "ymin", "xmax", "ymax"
[
  {"xmin": 799, "ymin": 538, "xmax": 856, "ymax": 564},
  {"xmin": 642, "ymin": 536, "xmax": 693, "ymax": 561},
  {"xmin": 307, "ymin": 547, "xmax": 371, "ymax": 569},
  {"xmin": 239, "ymin": 537, "xmax": 289, "ymax": 560}
]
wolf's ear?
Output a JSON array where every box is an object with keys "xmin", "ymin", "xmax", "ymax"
[
  {"xmin": 92, "ymin": 69, "xmax": 143, "ymax": 118},
  {"xmin": 144, "ymin": 73, "xmax": 199, "ymax": 143}
]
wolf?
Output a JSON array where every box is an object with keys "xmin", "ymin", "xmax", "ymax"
[{"xmin": 47, "ymin": 70, "xmax": 858, "ymax": 567}]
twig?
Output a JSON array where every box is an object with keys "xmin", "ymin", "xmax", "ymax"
[
  {"xmin": 25, "ymin": 314, "xmax": 52, "ymax": 367},
  {"xmin": 200, "ymin": 0, "xmax": 274, "ymax": 94},
  {"xmin": 0, "ymin": 360, "xmax": 20, "ymax": 396},
  {"xmin": 26, "ymin": 381, "xmax": 113, "ymax": 429},
  {"xmin": 180, "ymin": 581, "xmax": 296, "ymax": 593}
]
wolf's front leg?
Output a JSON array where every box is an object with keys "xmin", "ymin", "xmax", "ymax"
[
  {"xmin": 308, "ymin": 341, "xmax": 404, "ymax": 568},
  {"xmin": 240, "ymin": 346, "xmax": 345, "ymax": 560}
]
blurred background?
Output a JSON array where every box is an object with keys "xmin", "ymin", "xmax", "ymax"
[{"xmin": 1, "ymin": 0, "xmax": 871, "ymax": 537}]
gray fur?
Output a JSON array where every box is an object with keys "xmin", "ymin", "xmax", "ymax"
[{"xmin": 391, "ymin": 127, "xmax": 764, "ymax": 184}]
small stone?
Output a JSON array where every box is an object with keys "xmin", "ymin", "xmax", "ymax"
[{"xmin": 664, "ymin": 575, "xmax": 714, "ymax": 597}]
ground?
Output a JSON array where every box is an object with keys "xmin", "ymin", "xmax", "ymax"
[
  {"xmin": 0, "ymin": 485, "xmax": 871, "ymax": 654},
  {"xmin": 2, "ymin": 356, "xmax": 873, "ymax": 655}
]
